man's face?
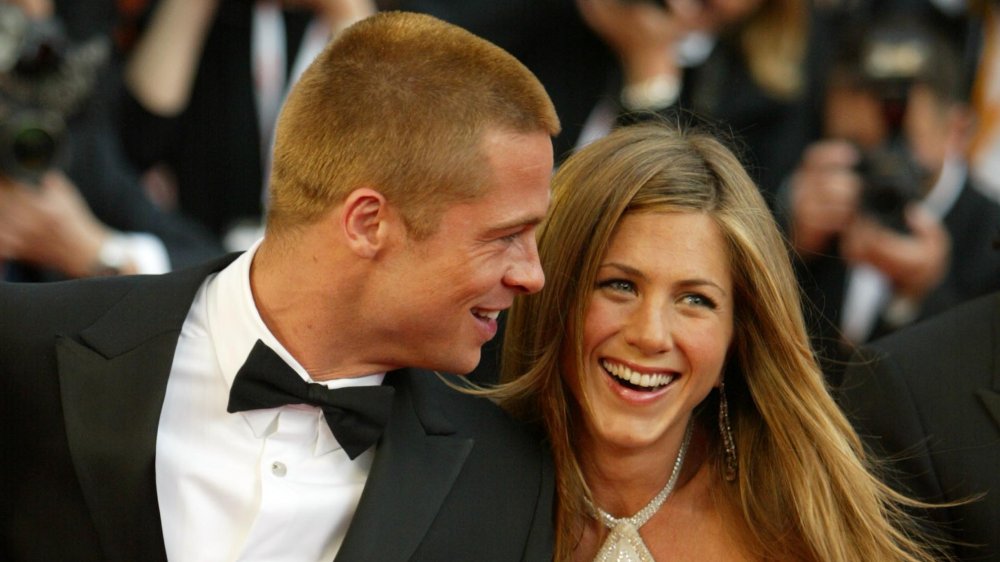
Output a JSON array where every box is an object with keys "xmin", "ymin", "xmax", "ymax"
[
  {"xmin": 374, "ymin": 128, "xmax": 553, "ymax": 375},
  {"xmin": 823, "ymin": 83, "xmax": 888, "ymax": 150}
]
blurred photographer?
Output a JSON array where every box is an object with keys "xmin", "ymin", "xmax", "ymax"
[
  {"xmin": 575, "ymin": 0, "xmax": 828, "ymax": 207},
  {"xmin": 0, "ymin": 0, "xmax": 222, "ymax": 281},
  {"xmin": 787, "ymin": 15, "xmax": 1000, "ymax": 382}
]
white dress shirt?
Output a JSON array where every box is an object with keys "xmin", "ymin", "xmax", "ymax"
[{"xmin": 156, "ymin": 239, "xmax": 384, "ymax": 561}]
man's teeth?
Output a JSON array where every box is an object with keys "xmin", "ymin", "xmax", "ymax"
[
  {"xmin": 473, "ymin": 309, "xmax": 500, "ymax": 320},
  {"xmin": 601, "ymin": 360, "xmax": 674, "ymax": 389}
]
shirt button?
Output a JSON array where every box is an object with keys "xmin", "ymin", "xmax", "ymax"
[{"xmin": 271, "ymin": 461, "xmax": 287, "ymax": 477}]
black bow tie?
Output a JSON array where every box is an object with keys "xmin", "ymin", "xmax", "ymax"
[{"xmin": 228, "ymin": 340, "xmax": 395, "ymax": 459}]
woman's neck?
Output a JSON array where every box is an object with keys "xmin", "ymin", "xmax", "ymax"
[{"xmin": 579, "ymin": 423, "xmax": 710, "ymax": 518}]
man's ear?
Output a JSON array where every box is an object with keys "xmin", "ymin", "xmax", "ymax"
[{"xmin": 342, "ymin": 188, "xmax": 391, "ymax": 258}]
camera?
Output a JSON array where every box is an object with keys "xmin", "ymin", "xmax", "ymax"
[
  {"xmin": 0, "ymin": 4, "xmax": 108, "ymax": 184},
  {"xmin": 850, "ymin": 21, "xmax": 937, "ymax": 232},
  {"xmin": 855, "ymin": 143, "xmax": 924, "ymax": 232}
]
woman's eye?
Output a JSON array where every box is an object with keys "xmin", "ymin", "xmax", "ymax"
[
  {"xmin": 682, "ymin": 293, "xmax": 717, "ymax": 309},
  {"xmin": 598, "ymin": 279, "xmax": 636, "ymax": 294}
]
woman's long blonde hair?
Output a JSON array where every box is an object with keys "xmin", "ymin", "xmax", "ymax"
[
  {"xmin": 494, "ymin": 122, "xmax": 942, "ymax": 561},
  {"xmin": 738, "ymin": 0, "xmax": 809, "ymax": 99}
]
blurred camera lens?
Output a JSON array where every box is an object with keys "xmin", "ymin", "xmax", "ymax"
[
  {"xmin": 13, "ymin": 126, "xmax": 57, "ymax": 170},
  {"xmin": 0, "ymin": 107, "xmax": 64, "ymax": 183},
  {"xmin": 0, "ymin": 4, "xmax": 107, "ymax": 183},
  {"xmin": 855, "ymin": 144, "xmax": 925, "ymax": 233}
]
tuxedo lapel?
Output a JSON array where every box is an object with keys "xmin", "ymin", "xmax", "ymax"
[
  {"xmin": 336, "ymin": 370, "xmax": 474, "ymax": 562},
  {"xmin": 57, "ymin": 333, "xmax": 174, "ymax": 561},
  {"xmin": 57, "ymin": 255, "xmax": 238, "ymax": 561}
]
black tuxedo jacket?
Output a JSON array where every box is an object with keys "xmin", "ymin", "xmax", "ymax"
[
  {"xmin": 838, "ymin": 292, "xmax": 1000, "ymax": 561},
  {"xmin": 0, "ymin": 256, "xmax": 554, "ymax": 561}
]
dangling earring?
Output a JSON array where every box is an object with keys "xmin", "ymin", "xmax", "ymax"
[{"xmin": 719, "ymin": 380, "xmax": 737, "ymax": 482}]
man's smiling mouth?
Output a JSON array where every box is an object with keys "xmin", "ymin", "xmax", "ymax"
[{"xmin": 472, "ymin": 308, "xmax": 500, "ymax": 321}]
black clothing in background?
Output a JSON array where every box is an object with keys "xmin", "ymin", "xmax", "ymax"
[
  {"xmin": 117, "ymin": 1, "xmax": 313, "ymax": 238},
  {"xmin": 838, "ymin": 292, "xmax": 1000, "ymax": 562}
]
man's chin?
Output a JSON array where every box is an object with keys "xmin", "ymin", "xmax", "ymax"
[{"xmin": 433, "ymin": 353, "xmax": 482, "ymax": 377}]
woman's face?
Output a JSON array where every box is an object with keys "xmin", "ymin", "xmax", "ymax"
[{"xmin": 565, "ymin": 211, "xmax": 734, "ymax": 454}]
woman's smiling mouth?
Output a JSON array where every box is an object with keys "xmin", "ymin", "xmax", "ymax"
[{"xmin": 600, "ymin": 359, "xmax": 676, "ymax": 391}]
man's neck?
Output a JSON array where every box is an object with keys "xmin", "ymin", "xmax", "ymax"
[{"xmin": 250, "ymin": 236, "xmax": 397, "ymax": 381}]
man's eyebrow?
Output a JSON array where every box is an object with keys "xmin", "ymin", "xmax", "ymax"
[{"xmin": 485, "ymin": 215, "xmax": 546, "ymax": 234}]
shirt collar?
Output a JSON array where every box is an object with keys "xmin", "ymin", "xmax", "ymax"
[
  {"xmin": 922, "ymin": 154, "xmax": 966, "ymax": 219},
  {"xmin": 205, "ymin": 237, "xmax": 385, "ymax": 455}
]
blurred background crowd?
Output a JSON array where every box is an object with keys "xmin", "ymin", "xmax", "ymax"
[{"xmin": 2, "ymin": 0, "xmax": 1000, "ymax": 384}]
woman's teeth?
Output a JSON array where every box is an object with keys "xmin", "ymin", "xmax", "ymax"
[{"xmin": 601, "ymin": 360, "xmax": 675, "ymax": 389}]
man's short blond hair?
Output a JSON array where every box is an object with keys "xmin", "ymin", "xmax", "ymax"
[{"xmin": 266, "ymin": 11, "xmax": 560, "ymax": 238}]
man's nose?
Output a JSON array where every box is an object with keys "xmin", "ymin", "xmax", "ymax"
[{"xmin": 503, "ymin": 239, "xmax": 545, "ymax": 294}]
